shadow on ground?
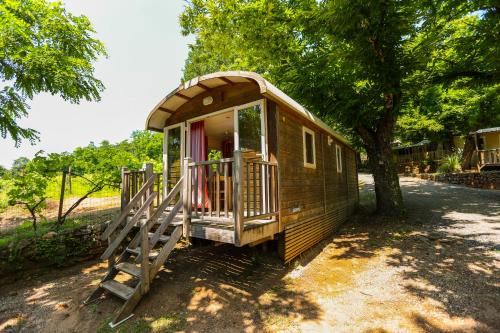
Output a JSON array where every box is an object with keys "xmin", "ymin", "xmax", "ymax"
[{"xmin": 344, "ymin": 175, "xmax": 500, "ymax": 332}]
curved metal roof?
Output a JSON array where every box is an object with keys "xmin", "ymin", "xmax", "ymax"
[{"xmin": 145, "ymin": 71, "xmax": 351, "ymax": 147}]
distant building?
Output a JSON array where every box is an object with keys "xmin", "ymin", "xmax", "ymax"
[
  {"xmin": 469, "ymin": 127, "xmax": 500, "ymax": 171},
  {"xmin": 392, "ymin": 139, "xmax": 454, "ymax": 173}
]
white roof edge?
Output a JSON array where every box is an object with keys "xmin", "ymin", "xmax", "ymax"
[
  {"xmin": 261, "ymin": 80, "xmax": 352, "ymax": 148},
  {"xmin": 145, "ymin": 71, "xmax": 352, "ymax": 149}
]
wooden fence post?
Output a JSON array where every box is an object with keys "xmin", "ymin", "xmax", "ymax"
[
  {"xmin": 68, "ymin": 166, "xmax": 72, "ymax": 194},
  {"xmin": 121, "ymin": 167, "xmax": 129, "ymax": 211},
  {"xmin": 182, "ymin": 157, "xmax": 192, "ymax": 239},
  {"xmin": 144, "ymin": 163, "xmax": 154, "ymax": 219},
  {"xmin": 233, "ymin": 150, "xmax": 244, "ymax": 246},
  {"xmin": 57, "ymin": 170, "xmax": 67, "ymax": 224}
]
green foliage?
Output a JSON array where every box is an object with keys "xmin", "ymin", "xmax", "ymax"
[
  {"xmin": 180, "ymin": 0, "xmax": 498, "ymax": 214},
  {"xmin": 97, "ymin": 312, "xmax": 186, "ymax": 333},
  {"xmin": 438, "ymin": 153, "xmax": 463, "ymax": 173},
  {"xmin": 0, "ymin": 0, "xmax": 107, "ymax": 146},
  {"xmin": 7, "ymin": 162, "xmax": 48, "ymax": 230},
  {"xmin": 10, "ymin": 156, "xmax": 29, "ymax": 174},
  {"xmin": 1, "ymin": 130, "xmax": 163, "ymax": 227},
  {"xmin": 0, "ymin": 211, "xmax": 116, "ymax": 249},
  {"xmin": 208, "ymin": 149, "xmax": 222, "ymax": 161}
]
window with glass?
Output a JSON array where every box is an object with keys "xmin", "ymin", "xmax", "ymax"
[
  {"xmin": 303, "ymin": 126, "xmax": 316, "ymax": 168},
  {"xmin": 336, "ymin": 144, "xmax": 343, "ymax": 173}
]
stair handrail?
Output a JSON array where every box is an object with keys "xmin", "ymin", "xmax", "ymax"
[
  {"xmin": 102, "ymin": 174, "xmax": 156, "ymax": 240},
  {"xmin": 149, "ymin": 226, "xmax": 182, "ymax": 278},
  {"xmin": 128, "ymin": 176, "xmax": 184, "ymax": 251},
  {"xmin": 100, "ymin": 190, "xmax": 158, "ymax": 260}
]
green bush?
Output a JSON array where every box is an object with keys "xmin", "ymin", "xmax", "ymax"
[{"xmin": 438, "ymin": 153, "xmax": 462, "ymax": 173}]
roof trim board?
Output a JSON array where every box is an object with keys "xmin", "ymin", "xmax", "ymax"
[{"xmin": 145, "ymin": 71, "xmax": 351, "ymax": 148}]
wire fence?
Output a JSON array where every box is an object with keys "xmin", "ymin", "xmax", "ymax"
[{"xmin": 0, "ymin": 171, "xmax": 121, "ymax": 233}]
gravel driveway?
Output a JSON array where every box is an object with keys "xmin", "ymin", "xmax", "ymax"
[{"xmin": 360, "ymin": 173, "xmax": 500, "ymax": 245}]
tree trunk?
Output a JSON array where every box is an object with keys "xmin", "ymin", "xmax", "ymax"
[
  {"xmin": 29, "ymin": 208, "xmax": 37, "ymax": 232},
  {"xmin": 366, "ymin": 140, "xmax": 404, "ymax": 215},
  {"xmin": 461, "ymin": 135, "xmax": 476, "ymax": 171}
]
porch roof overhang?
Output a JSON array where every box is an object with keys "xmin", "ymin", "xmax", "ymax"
[
  {"xmin": 145, "ymin": 71, "xmax": 352, "ymax": 148},
  {"xmin": 469, "ymin": 127, "xmax": 500, "ymax": 135}
]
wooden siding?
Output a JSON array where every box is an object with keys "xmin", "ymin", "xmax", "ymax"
[
  {"xmin": 276, "ymin": 104, "xmax": 358, "ymax": 262},
  {"xmin": 281, "ymin": 198, "xmax": 356, "ymax": 262},
  {"xmin": 277, "ymin": 107, "xmax": 326, "ymax": 225}
]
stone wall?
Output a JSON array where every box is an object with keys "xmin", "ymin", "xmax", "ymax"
[
  {"xmin": 398, "ymin": 161, "xmax": 437, "ymax": 174},
  {"xmin": 0, "ymin": 222, "xmax": 107, "ymax": 276},
  {"xmin": 409, "ymin": 171, "xmax": 500, "ymax": 190}
]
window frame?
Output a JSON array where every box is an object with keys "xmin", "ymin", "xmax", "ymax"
[
  {"xmin": 336, "ymin": 144, "xmax": 343, "ymax": 173},
  {"xmin": 302, "ymin": 126, "xmax": 316, "ymax": 169}
]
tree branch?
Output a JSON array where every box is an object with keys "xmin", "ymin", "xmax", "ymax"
[{"xmin": 57, "ymin": 184, "xmax": 104, "ymax": 225}]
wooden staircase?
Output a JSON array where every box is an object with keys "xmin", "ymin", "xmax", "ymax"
[{"xmin": 84, "ymin": 166, "xmax": 184, "ymax": 328}]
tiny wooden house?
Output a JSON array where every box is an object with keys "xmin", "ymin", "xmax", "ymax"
[
  {"xmin": 88, "ymin": 72, "xmax": 358, "ymax": 326},
  {"xmin": 146, "ymin": 71, "xmax": 358, "ymax": 262}
]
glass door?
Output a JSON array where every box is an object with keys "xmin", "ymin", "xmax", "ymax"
[
  {"xmin": 234, "ymin": 100, "xmax": 268, "ymax": 216},
  {"xmin": 234, "ymin": 100, "xmax": 267, "ymax": 160},
  {"xmin": 163, "ymin": 124, "xmax": 184, "ymax": 198}
]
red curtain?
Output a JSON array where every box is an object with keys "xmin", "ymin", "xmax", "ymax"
[{"xmin": 190, "ymin": 121, "xmax": 209, "ymax": 208}]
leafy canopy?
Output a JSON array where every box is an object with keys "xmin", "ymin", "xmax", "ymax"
[
  {"xmin": 181, "ymin": 1, "xmax": 497, "ymax": 138},
  {"xmin": 0, "ymin": 0, "xmax": 107, "ymax": 146},
  {"xmin": 180, "ymin": 0, "xmax": 498, "ymax": 214},
  {"xmin": 3, "ymin": 130, "xmax": 163, "ymax": 227}
]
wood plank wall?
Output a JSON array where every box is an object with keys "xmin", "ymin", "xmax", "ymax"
[{"xmin": 275, "ymin": 103, "xmax": 358, "ymax": 262}]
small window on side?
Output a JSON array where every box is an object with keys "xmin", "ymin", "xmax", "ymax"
[
  {"xmin": 336, "ymin": 144, "xmax": 342, "ymax": 173},
  {"xmin": 303, "ymin": 126, "xmax": 316, "ymax": 168}
]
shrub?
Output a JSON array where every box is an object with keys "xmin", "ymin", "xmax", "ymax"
[{"xmin": 438, "ymin": 153, "xmax": 462, "ymax": 173}]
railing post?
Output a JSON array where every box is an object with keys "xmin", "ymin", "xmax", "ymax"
[
  {"xmin": 144, "ymin": 163, "xmax": 154, "ymax": 219},
  {"xmin": 183, "ymin": 157, "xmax": 192, "ymax": 239},
  {"xmin": 140, "ymin": 226, "xmax": 150, "ymax": 294},
  {"xmin": 120, "ymin": 167, "xmax": 129, "ymax": 211},
  {"xmin": 233, "ymin": 151, "xmax": 244, "ymax": 246}
]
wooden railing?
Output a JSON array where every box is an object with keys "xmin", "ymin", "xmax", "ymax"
[
  {"xmin": 186, "ymin": 157, "xmax": 234, "ymax": 221},
  {"xmin": 478, "ymin": 148, "xmax": 500, "ymax": 168},
  {"xmin": 96, "ymin": 165, "xmax": 183, "ymax": 317},
  {"xmin": 121, "ymin": 168, "xmax": 162, "ymax": 210},
  {"xmin": 183, "ymin": 151, "xmax": 279, "ymax": 245},
  {"xmin": 242, "ymin": 158, "xmax": 279, "ymax": 221},
  {"xmin": 101, "ymin": 164, "xmax": 158, "ymax": 257}
]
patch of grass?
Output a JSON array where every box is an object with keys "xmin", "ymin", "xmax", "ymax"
[
  {"xmin": 97, "ymin": 317, "xmax": 151, "ymax": 333},
  {"xmin": 0, "ymin": 210, "xmax": 117, "ymax": 249},
  {"xmin": 97, "ymin": 312, "xmax": 186, "ymax": 333},
  {"xmin": 0, "ymin": 178, "xmax": 13, "ymax": 213},
  {"xmin": 45, "ymin": 175, "xmax": 119, "ymax": 200},
  {"xmin": 88, "ymin": 303, "xmax": 98, "ymax": 314}
]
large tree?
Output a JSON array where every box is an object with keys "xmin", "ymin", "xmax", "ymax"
[
  {"xmin": 0, "ymin": 0, "xmax": 106, "ymax": 146},
  {"xmin": 180, "ymin": 0, "xmax": 498, "ymax": 215}
]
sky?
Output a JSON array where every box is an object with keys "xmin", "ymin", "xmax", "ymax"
[{"xmin": 0, "ymin": 0, "xmax": 193, "ymax": 168}]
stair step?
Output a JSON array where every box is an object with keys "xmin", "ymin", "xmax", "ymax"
[
  {"xmin": 115, "ymin": 262, "xmax": 141, "ymax": 278},
  {"xmin": 148, "ymin": 232, "xmax": 170, "ymax": 243},
  {"xmin": 100, "ymin": 280, "xmax": 134, "ymax": 301},
  {"xmin": 126, "ymin": 247, "xmax": 159, "ymax": 259}
]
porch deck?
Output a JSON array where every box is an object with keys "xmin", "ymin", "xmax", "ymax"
[
  {"xmin": 160, "ymin": 211, "xmax": 279, "ymax": 246},
  {"xmin": 122, "ymin": 151, "xmax": 280, "ymax": 248},
  {"xmin": 476, "ymin": 148, "xmax": 500, "ymax": 170}
]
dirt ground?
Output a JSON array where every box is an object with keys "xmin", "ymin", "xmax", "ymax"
[{"xmin": 0, "ymin": 174, "xmax": 499, "ymax": 333}]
